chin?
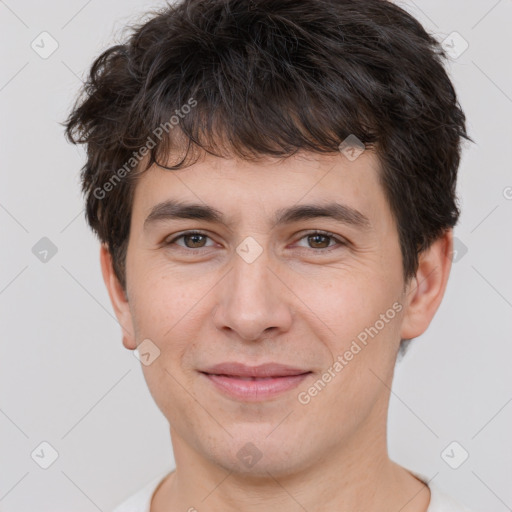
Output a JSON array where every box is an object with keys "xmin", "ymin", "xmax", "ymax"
[{"xmin": 206, "ymin": 432, "xmax": 312, "ymax": 478}]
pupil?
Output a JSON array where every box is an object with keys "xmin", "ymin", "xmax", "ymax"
[
  {"xmin": 182, "ymin": 234, "xmax": 330, "ymax": 249},
  {"xmin": 309, "ymin": 234, "xmax": 329, "ymax": 248},
  {"xmin": 186, "ymin": 234, "xmax": 205, "ymax": 248}
]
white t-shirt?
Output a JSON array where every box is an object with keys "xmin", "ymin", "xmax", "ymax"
[{"xmin": 111, "ymin": 469, "xmax": 475, "ymax": 512}]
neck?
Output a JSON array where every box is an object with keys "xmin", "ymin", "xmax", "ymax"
[{"xmin": 151, "ymin": 404, "xmax": 430, "ymax": 512}]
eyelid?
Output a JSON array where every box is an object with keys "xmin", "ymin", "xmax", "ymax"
[
  {"xmin": 164, "ymin": 230, "xmax": 216, "ymax": 248},
  {"xmin": 292, "ymin": 230, "xmax": 348, "ymax": 250},
  {"xmin": 163, "ymin": 229, "xmax": 348, "ymax": 251}
]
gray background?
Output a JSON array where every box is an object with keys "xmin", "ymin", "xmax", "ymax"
[{"xmin": 1, "ymin": 0, "xmax": 511, "ymax": 510}]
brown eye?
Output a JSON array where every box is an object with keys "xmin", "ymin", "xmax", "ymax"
[
  {"xmin": 307, "ymin": 234, "xmax": 332, "ymax": 249},
  {"xmin": 294, "ymin": 231, "xmax": 346, "ymax": 252},
  {"xmin": 182, "ymin": 233, "xmax": 207, "ymax": 248},
  {"xmin": 165, "ymin": 231, "xmax": 214, "ymax": 250}
]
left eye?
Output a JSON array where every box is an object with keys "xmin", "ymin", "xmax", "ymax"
[{"xmin": 295, "ymin": 232, "xmax": 344, "ymax": 250}]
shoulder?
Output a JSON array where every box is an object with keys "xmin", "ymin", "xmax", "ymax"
[
  {"xmin": 427, "ymin": 482, "xmax": 476, "ymax": 512},
  {"xmin": 408, "ymin": 471, "xmax": 476, "ymax": 512},
  {"xmin": 111, "ymin": 470, "xmax": 171, "ymax": 512}
]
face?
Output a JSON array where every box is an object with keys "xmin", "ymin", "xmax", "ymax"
[{"xmin": 102, "ymin": 149, "xmax": 451, "ymax": 477}]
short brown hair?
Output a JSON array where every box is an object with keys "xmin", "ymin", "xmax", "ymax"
[{"xmin": 64, "ymin": 0, "xmax": 471, "ymax": 295}]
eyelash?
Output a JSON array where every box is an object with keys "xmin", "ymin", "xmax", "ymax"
[{"xmin": 164, "ymin": 230, "xmax": 347, "ymax": 253}]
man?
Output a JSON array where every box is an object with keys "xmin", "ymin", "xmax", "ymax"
[{"xmin": 64, "ymin": 0, "xmax": 474, "ymax": 510}]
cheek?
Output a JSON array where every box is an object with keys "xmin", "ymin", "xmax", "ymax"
[
  {"xmin": 128, "ymin": 266, "xmax": 222, "ymax": 400},
  {"xmin": 294, "ymin": 278, "xmax": 402, "ymax": 429},
  {"xmin": 295, "ymin": 269, "xmax": 404, "ymax": 410},
  {"xmin": 297, "ymin": 270, "xmax": 396, "ymax": 341},
  {"xmin": 129, "ymin": 261, "xmax": 212, "ymax": 338},
  {"xmin": 129, "ymin": 272, "xmax": 209, "ymax": 422}
]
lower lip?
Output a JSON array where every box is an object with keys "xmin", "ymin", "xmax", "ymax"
[{"xmin": 202, "ymin": 372, "xmax": 311, "ymax": 401}]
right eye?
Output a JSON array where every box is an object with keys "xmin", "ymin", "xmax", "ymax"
[{"xmin": 165, "ymin": 230, "xmax": 216, "ymax": 250}]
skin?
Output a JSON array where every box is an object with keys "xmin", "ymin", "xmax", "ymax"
[{"xmin": 101, "ymin": 148, "xmax": 453, "ymax": 512}]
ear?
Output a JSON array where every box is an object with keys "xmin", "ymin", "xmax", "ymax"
[
  {"xmin": 400, "ymin": 229, "xmax": 453, "ymax": 340},
  {"xmin": 100, "ymin": 244, "xmax": 137, "ymax": 350}
]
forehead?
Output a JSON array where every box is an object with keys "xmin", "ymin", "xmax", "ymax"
[{"xmin": 131, "ymin": 149, "xmax": 393, "ymax": 231}]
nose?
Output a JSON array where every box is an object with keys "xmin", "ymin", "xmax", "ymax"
[{"xmin": 212, "ymin": 250, "xmax": 293, "ymax": 341}]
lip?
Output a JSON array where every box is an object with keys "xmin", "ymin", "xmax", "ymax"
[
  {"xmin": 201, "ymin": 362, "xmax": 310, "ymax": 378},
  {"xmin": 199, "ymin": 362, "xmax": 312, "ymax": 402}
]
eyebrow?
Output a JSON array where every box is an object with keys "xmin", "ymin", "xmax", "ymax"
[{"xmin": 144, "ymin": 200, "xmax": 371, "ymax": 231}]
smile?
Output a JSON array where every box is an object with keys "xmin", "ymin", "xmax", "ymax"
[{"xmin": 201, "ymin": 372, "xmax": 311, "ymax": 401}]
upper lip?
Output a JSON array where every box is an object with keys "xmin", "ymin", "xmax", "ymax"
[{"xmin": 201, "ymin": 362, "xmax": 311, "ymax": 378}]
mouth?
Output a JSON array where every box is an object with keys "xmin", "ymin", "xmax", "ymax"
[{"xmin": 199, "ymin": 362, "xmax": 312, "ymax": 401}]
